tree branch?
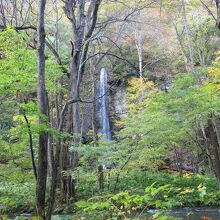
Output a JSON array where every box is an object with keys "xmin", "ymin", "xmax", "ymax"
[{"xmin": 200, "ymin": 0, "xmax": 217, "ymax": 21}]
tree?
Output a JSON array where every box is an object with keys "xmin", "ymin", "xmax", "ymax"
[
  {"xmin": 36, "ymin": 0, "xmax": 48, "ymax": 218},
  {"xmin": 60, "ymin": 0, "xmax": 102, "ymax": 201},
  {"xmin": 214, "ymin": 0, "xmax": 220, "ymax": 28}
]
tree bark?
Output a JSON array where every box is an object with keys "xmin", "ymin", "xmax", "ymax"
[
  {"xmin": 60, "ymin": 0, "xmax": 102, "ymax": 201},
  {"xmin": 215, "ymin": 0, "xmax": 220, "ymax": 29},
  {"xmin": 46, "ymin": 138, "xmax": 61, "ymax": 220},
  {"xmin": 23, "ymin": 109, "xmax": 37, "ymax": 180},
  {"xmin": 207, "ymin": 119, "xmax": 220, "ymax": 187},
  {"xmin": 36, "ymin": 0, "xmax": 48, "ymax": 218},
  {"xmin": 181, "ymin": 0, "xmax": 201, "ymax": 84},
  {"xmin": 98, "ymin": 165, "xmax": 104, "ymax": 191}
]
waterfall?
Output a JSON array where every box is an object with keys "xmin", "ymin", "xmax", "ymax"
[{"xmin": 98, "ymin": 68, "xmax": 112, "ymax": 140}]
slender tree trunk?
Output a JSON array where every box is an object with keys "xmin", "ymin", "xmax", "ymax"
[
  {"xmin": 60, "ymin": 0, "xmax": 102, "ymax": 201},
  {"xmin": 212, "ymin": 115, "xmax": 220, "ymax": 151},
  {"xmin": 36, "ymin": 0, "xmax": 48, "ymax": 218},
  {"xmin": 134, "ymin": 28, "xmax": 144, "ymax": 98},
  {"xmin": 23, "ymin": 109, "xmax": 37, "ymax": 180},
  {"xmin": 215, "ymin": 0, "xmax": 220, "ymax": 29},
  {"xmin": 46, "ymin": 138, "xmax": 61, "ymax": 220},
  {"xmin": 173, "ymin": 22, "xmax": 189, "ymax": 69},
  {"xmin": 92, "ymin": 75, "xmax": 98, "ymax": 145},
  {"xmin": 135, "ymin": 31, "xmax": 143, "ymax": 79},
  {"xmin": 98, "ymin": 165, "xmax": 104, "ymax": 191},
  {"xmin": 47, "ymin": 98, "xmax": 53, "ymax": 177},
  {"xmin": 181, "ymin": 0, "xmax": 201, "ymax": 84},
  {"xmin": 207, "ymin": 119, "xmax": 220, "ymax": 187},
  {"xmin": 48, "ymin": 133, "xmax": 53, "ymax": 177},
  {"xmin": 199, "ymin": 122, "xmax": 214, "ymax": 173},
  {"xmin": 61, "ymin": 74, "xmax": 81, "ymax": 202}
]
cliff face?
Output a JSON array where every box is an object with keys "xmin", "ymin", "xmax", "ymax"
[
  {"xmin": 79, "ymin": 73, "xmax": 129, "ymax": 140},
  {"xmin": 113, "ymin": 86, "xmax": 127, "ymax": 117},
  {"xmin": 81, "ymin": 70, "xmax": 170, "ymax": 140},
  {"xmin": 107, "ymin": 83, "xmax": 128, "ymax": 138}
]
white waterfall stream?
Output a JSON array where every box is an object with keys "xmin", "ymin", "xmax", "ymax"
[{"xmin": 98, "ymin": 68, "xmax": 112, "ymax": 140}]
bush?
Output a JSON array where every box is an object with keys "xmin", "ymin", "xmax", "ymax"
[
  {"xmin": 72, "ymin": 173, "xmax": 219, "ymax": 219},
  {"xmin": 0, "ymin": 182, "xmax": 35, "ymax": 214}
]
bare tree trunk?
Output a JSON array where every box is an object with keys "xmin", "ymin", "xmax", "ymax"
[
  {"xmin": 215, "ymin": 0, "xmax": 220, "ymax": 29},
  {"xmin": 61, "ymin": 75, "xmax": 81, "ymax": 201},
  {"xmin": 23, "ymin": 108, "xmax": 37, "ymax": 180},
  {"xmin": 47, "ymin": 97, "xmax": 53, "ymax": 177},
  {"xmin": 207, "ymin": 119, "xmax": 220, "ymax": 187},
  {"xmin": 36, "ymin": 0, "xmax": 48, "ymax": 218},
  {"xmin": 134, "ymin": 27, "xmax": 144, "ymax": 98},
  {"xmin": 199, "ymin": 122, "xmax": 214, "ymax": 173},
  {"xmin": 90, "ymin": 61, "xmax": 98, "ymax": 141},
  {"xmin": 135, "ymin": 30, "xmax": 143, "ymax": 79},
  {"xmin": 48, "ymin": 133, "xmax": 53, "ymax": 177},
  {"xmin": 60, "ymin": 0, "xmax": 102, "ymax": 201},
  {"xmin": 181, "ymin": 0, "xmax": 201, "ymax": 84},
  {"xmin": 46, "ymin": 137, "xmax": 61, "ymax": 220},
  {"xmin": 173, "ymin": 21, "xmax": 189, "ymax": 69},
  {"xmin": 98, "ymin": 165, "xmax": 104, "ymax": 191}
]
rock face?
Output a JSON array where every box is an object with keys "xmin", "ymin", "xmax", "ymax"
[
  {"xmin": 80, "ymin": 69, "xmax": 128, "ymax": 140},
  {"xmin": 96, "ymin": 69, "xmax": 129, "ymax": 139},
  {"xmin": 113, "ymin": 86, "xmax": 127, "ymax": 116},
  {"xmin": 108, "ymin": 82, "xmax": 128, "ymax": 137}
]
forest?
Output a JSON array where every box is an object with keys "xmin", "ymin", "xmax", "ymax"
[{"xmin": 1, "ymin": 0, "xmax": 220, "ymax": 219}]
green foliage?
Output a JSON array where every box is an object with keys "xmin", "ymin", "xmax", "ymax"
[
  {"xmin": 118, "ymin": 66, "xmax": 220, "ymax": 171},
  {"xmin": 0, "ymin": 27, "xmax": 36, "ymax": 95},
  {"xmin": 72, "ymin": 173, "xmax": 218, "ymax": 219},
  {"xmin": 0, "ymin": 181, "xmax": 35, "ymax": 214},
  {"xmin": 188, "ymin": 16, "xmax": 220, "ymax": 66},
  {"xmin": 0, "ymin": 27, "xmax": 64, "ymax": 95},
  {"xmin": 0, "ymin": 27, "xmax": 63, "ymax": 215},
  {"xmin": 1, "ymin": 2, "xmax": 220, "ymax": 218}
]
